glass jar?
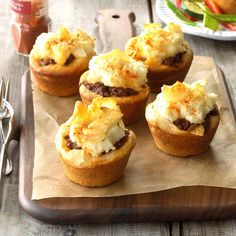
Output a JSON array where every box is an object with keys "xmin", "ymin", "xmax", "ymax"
[{"xmin": 10, "ymin": 0, "xmax": 50, "ymax": 56}]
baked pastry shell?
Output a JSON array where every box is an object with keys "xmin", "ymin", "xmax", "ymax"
[
  {"xmin": 147, "ymin": 109, "xmax": 220, "ymax": 157},
  {"xmin": 30, "ymin": 53, "xmax": 93, "ymax": 96},
  {"xmin": 56, "ymin": 130, "xmax": 136, "ymax": 187},
  {"xmin": 79, "ymin": 73, "xmax": 150, "ymax": 125},
  {"xmin": 147, "ymin": 48, "xmax": 193, "ymax": 93}
]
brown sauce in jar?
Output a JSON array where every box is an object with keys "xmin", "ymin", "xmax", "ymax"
[{"xmin": 10, "ymin": 0, "xmax": 50, "ymax": 56}]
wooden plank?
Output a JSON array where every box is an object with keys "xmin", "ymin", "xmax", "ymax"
[
  {"xmin": 172, "ymin": 223, "xmax": 181, "ymax": 236},
  {"xmin": 182, "ymin": 220, "xmax": 236, "ymax": 236},
  {"xmin": 0, "ymin": 213, "xmax": 170, "ymax": 236}
]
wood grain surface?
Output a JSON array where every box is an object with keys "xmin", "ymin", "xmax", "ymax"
[
  {"xmin": 95, "ymin": 9, "xmax": 136, "ymax": 52},
  {"xmin": 1, "ymin": 0, "xmax": 236, "ymax": 235},
  {"xmin": 19, "ymin": 66, "xmax": 236, "ymax": 224}
]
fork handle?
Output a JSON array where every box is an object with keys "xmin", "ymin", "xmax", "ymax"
[
  {"xmin": 0, "ymin": 120, "xmax": 4, "ymax": 144},
  {"xmin": 2, "ymin": 140, "xmax": 10, "ymax": 175},
  {"xmin": 3, "ymin": 117, "xmax": 19, "ymax": 175},
  {"xmin": 0, "ymin": 116, "xmax": 15, "ymax": 205},
  {"xmin": 0, "ymin": 139, "xmax": 9, "ymax": 204}
]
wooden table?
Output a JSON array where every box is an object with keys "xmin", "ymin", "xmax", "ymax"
[{"xmin": 1, "ymin": 0, "xmax": 236, "ymax": 235}]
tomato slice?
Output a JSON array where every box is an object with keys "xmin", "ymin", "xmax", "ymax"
[
  {"xmin": 176, "ymin": 0, "xmax": 182, "ymax": 9},
  {"xmin": 204, "ymin": 0, "xmax": 236, "ymax": 31},
  {"xmin": 223, "ymin": 23, "xmax": 236, "ymax": 31},
  {"xmin": 204, "ymin": 0, "xmax": 222, "ymax": 14}
]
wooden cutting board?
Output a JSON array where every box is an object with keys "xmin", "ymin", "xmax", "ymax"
[
  {"xmin": 19, "ymin": 10, "xmax": 236, "ymax": 224},
  {"xmin": 19, "ymin": 68, "xmax": 236, "ymax": 224}
]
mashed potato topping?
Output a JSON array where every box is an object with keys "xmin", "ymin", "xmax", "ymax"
[
  {"xmin": 146, "ymin": 80, "xmax": 217, "ymax": 125},
  {"xmin": 85, "ymin": 49, "xmax": 148, "ymax": 91},
  {"xmin": 30, "ymin": 26, "xmax": 95, "ymax": 65},
  {"xmin": 125, "ymin": 23, "xmax": 189, "ymax": 69},
  {"xmin": 59, "ymin": 97, "xmax": 126, "ymax": 158}
]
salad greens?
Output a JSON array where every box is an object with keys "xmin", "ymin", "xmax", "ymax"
[
  {"xmin": 164, "ymin": 0, "xmax": 236, "ymax": 31},
  {"xmin": 164, "ymin": 0, "xmax": 197, "ymax": 26}
]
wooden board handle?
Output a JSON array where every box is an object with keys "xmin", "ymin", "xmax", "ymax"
[{"xmin": 95, "ymin": 9, "xmax": 136, "ymax": 53}]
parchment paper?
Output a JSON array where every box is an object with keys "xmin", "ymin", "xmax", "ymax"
[{"xmin": 32, "ymin": 56, "xmax": 236, "ymax": 200}]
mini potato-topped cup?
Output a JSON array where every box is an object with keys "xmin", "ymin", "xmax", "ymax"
[
  {"xmin": 125, "ymin": 23, "xmax": 193, "ymax": 93},
  {"xmin": 55, "ymin": 97, "xmax": 136, "ymax": 187},
  {"xmin": 79, "ymin": 49, "xmax": 150, "ymax": 125},
  {"xmin": 145, "ymin": 80, "xmax": 220, "ymax": 157},
  {"xmin": 30, "ymin": 26, "xmax": 95, "ymax": 96}
]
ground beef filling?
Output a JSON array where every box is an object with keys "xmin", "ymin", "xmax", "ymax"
[
  {"xmin": 83, "ymin": 82, "xmax": 139, "ymax": 97},
  {"xmin": 173, "ymin": 107, "xmax": 219, "ymax": 132},
  {"xmin": 114, "ymin": 130, "xmax": 129, "ymax": 150},
  {"xmin": 40, "ymin": 53, "xmax": 75, "ymax": 66},
  {"xmin": 162, "ymin": 52, "xmax": 185, "ymax": 66},
  {"xmin": 64, "ymin": 130, "xmax": 129, "ymax": 151},
  {"xmin": 40, "ymin": 58, "xmax": 56, "ymax": 66},
  {"xmin": 64, "ymin": 135, "xmax": 81, "ymax": 150},
  {"xmin": 64, "ymin": 54, "xmax": 75, "ymax": 65}
]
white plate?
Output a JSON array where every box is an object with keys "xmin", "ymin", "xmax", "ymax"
[{"xmin": 156, "ymin": 0, "xmax": 236, "ymax": 41}]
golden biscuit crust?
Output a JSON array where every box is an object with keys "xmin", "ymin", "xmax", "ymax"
[
  {"xmin": 148, "ymin": 113, "xmax": 220, "ymax": 157},
  {"xmin": 56, "ymin": 128, "xmax": 136, "ymax": 186},
  {"xmin": 29, "ymin": 26, "xmax": 95, "ymax": 96}
]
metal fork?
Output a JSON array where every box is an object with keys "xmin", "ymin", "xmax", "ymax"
[
  {"xmin": 0, "ymin": 78, "xmax": 12, "ymax": 175},
  {"xmin": 0, "ymin": 78, "xmax": 7, "ymax": 143},
  {"xmin": 0, "ymin": 98, "xmax": 16, "ymax": 206}
]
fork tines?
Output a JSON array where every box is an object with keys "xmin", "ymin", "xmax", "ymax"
[
  {"xmin": 0, "ymin": 77, "xmax": 5, "ymax": 109},
  {"xmin": 0, "ymin": 77, "xmax": 10, "ymax": 144}
]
